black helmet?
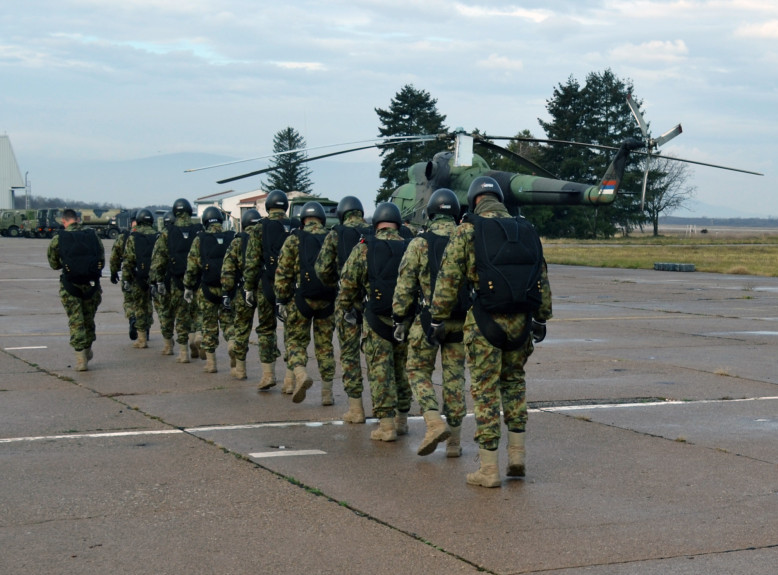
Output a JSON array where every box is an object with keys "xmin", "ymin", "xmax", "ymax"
[
  {"xmin": 372, "ymin": 202, "xmax": 402, "ymax": 229},
  {"xmin": 129, "ymin": 210, "xmax": 138, "ymax": 223},
  {"xmin": 136, "ymin": 209, "xmax": 154, "ymax": 226},
  {"xmin": 240, "ymin": 208, "xmax": 261, "ymax": 230},
  {"xmin": 467, "ymin": 176, "xmax": 504, "ymax": 212},
  {"xmin": 201, "ymin": 206, "xmax": 224, "ymax": 227},
  {"xmin": 265, "ymin": 190, "xmax": 288, "ymax": 212},
  {"xmin": 426, "ymin": 188, "xmax": 460, "ymax": 220},
  {"xmin": 300, "ymin": 201, "xmax": 326, "ymax": 225},
  {"xmin": 336, "ymin": 196, "xmax": 363, "ymax": 224},
  {"xmin": 172, "ymin": 198, "xmax": 193, "ymax": 217},
  {"xmin": 162, "ymin": 211, "xmax": 174, "ymax": 226}
]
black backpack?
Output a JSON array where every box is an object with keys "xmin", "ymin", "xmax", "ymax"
[
  {"xmin": 130, "ymin": 231, "xmax": 158, "ymax": 282},
  {"xmin": 421, "ymin": 231, "xmax": 471, "ymax": 320},
  {"xmin": 260, "ymin": 217, "xmax": 293, "ymax": 303},
  {"xmin": 58, "ymin": 229, "xmax": 104, "ymax": 285},
  {"xmin": 167, "ymin": 224, "xmax": 202, "ymax": 279},
  {"xmin": 200, "ymin": 231, "xmax": 235, "ymax": 288},
  {"xmin": 364, "ymin": 235, "xmax": 410, "ymax": 341},
  {"xmin": 295, "ymin": 229, "xmax": 337, "ymax": 302},
  {"xmin": 335, "ymin": 224, "xmax": 371, "ymax": 270}
]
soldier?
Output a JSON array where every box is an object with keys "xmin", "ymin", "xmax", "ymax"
[
  {"xmin": 47, "ymin": 208, "xmax": 105, "ymax": 371},
  {"xmin": 314, "ymin": 196, "xmax": 370, "ymax": 422},
  {"xmin": 183, "ymin": 207, "xmax": 235, "ymax": 373},
  {"xmin": 392, "ymin": 188, "xmax": 468, "ymax": 457},
  {"xmin": 429, "ymin": 176, "xmax": 552, "ymax": 487},
  {"xmin": 149, "ymin": 198, "xmax": 203, "ymax": 362},
  {"xmin": 243, "ymin": 190, "xmax": 293, "ymax": 392},
  {"xmin": 109, "ymin": 211, "xmax": 137, "ymax": 341},
  {"xmin": 335, "ymin": 202, "xmax": 412, "ymax": 442},
  {"xmin": 275, "ymin": 201, "xmax": 337, "ymax": 405},
  {"xmin": 151, "ymin": 211, "xmax": 174, "ymax": 355},
  {"xmin": 121, "ymin": 209, "xmax": 159, "ymax": 349},
  {"xmin": 220, "ymin": 209, "xmax": 262, "ymax": 380}
]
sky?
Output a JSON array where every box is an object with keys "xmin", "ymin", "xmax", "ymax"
[{"xmin": 2, "ymin": 0, "xmax": 776, "ymax": 218}]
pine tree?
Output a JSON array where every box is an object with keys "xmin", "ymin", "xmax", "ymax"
[
  {"xmin": 375, "ymin": 85, "xmax": 448, "ymax": 203},
  {"xmin": 263, "ymin": 127, "xmax": 314, "ymax": 195}
]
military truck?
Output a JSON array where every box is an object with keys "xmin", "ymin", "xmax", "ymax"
[
  {"xmin": 0, "ymin": 209, "xmax": 36, "ymax": 237},
  {"xmin": 76, "ymin": 208, "xmax": 128, "ymax": 239},
  {"xmin": 21, "ymin": 208, "xmax": 63, "ymax": 238},
  {"xmin": 288, "ymin": 196, "xmax": 339, "ymax": 228}
]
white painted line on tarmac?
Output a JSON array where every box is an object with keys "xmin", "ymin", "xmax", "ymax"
[
  {"xmin": 537, "ymin": 396, "xmax": 778, "ymax": 412},
  {"xmin": 0, "ymin": 429, "xmax": 184, "ymax": 444},
  {"xmin": 249, "ymin": 450, "xmax": 327, "ymax": 458},
  {"xmin": 4, "ymin": 346, "xmax": 48, "ymax": 350}
]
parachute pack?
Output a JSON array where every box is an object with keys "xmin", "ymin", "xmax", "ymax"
[
  {"xmin": 293, "ymin": 229, "xmax": 337, "ymax": 319},
  {"xmin": 200, "ymin": 231, "xmax": 235, "ymax": 303},
  {"xmin": 365, "ymin": 235, "xmax": 410, "ymax": 341},
  {"xmin": 58, "ymin": 228, "xmax": 104, "ymax": 299}
]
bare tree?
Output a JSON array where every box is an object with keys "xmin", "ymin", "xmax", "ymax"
[{"xmin": 643, "ymin": 155, "xmax": 697, "ymax": 236}]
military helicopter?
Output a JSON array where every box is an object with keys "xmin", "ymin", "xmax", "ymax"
[{"xmin": 187, "ymin": 97, "xmax": 762, "ymax": 227}]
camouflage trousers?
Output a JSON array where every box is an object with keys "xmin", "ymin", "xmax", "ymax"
[
  {"xmin": 362, "ymin": 323, "xmax": 411, "ymax": 419},
  {"xmin": 196, "ymin": 290, "xmax": 231, "ymax": 353},
  {"xmin": 59, "ymin": 283, "xmax": 102, "ymax": 352},
  {"xmin": 336, "ymin": 312, "xmax": 364, "ymax": 398},
  {"xmin": 406, "ymin": 318, "xmax": 466, "ymax": 427},
  {"xmin": 283, "ymin": 300, "xmax": 335, "ymax": 381},
  {"xmin": 159, "ymin": 282, "xmax": 195, "ymax": 345},
  {"xmin": 229, "ymin": 294, "xmax": 255, "ymax": 361},
  {"xmin": 154, "ymin": 291, "xmax": 172, "ymax": 340},
  {"xmin": 122, "ymin": 288, "xmax": 133, "ymax": 320},
  {"xmin": 465, "ymin": 318, "xmax": 534, "ymax": 451},
  {"xmin": 254, "ymin": 289, "xmax": 281, "ymax": 364},
  {"xmin": 126, "ymin": 283, "xmax": 154, "ymax": 332}
]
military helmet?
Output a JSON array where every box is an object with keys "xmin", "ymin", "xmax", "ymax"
[
  {"xmin": 201, "ymin": 206, "xmax": 224, "ymax": 227},
  {"xmin": 336, "ymin": 196, "xmax": 364, "ymax": 224},
  {"xmin": 135, "ymin": 209, "xmax": 154, "ymax": 226},
  {"xmin": 172, "ymin": 198, "xmax": 193, "ymax": 217},
  {"xmin": 372, "ymin": 202, "xmax": 402, "ymax": 229},
  {"xmin": 241, "ymin": 208, "xmax": 261, "ymax": 231},
  {"xmin": 425, "ymin": 188, "xmax": 460, "ymax": 220},
  {"xmin": 466, "ymin": 176, "xmax": 504, "ymax": 212},
  {"xmin": 300, "ymin": 201, "xmax": 326, "ymax": 225},
  {"xmin": 129, "ymin": 210, "xmax": 138, "ymax": 223},
  {"xmin": 162, "ymin": 211, "xmax": 174, "ymax": 226},
  {"xmin": 265, "ymin": 190, "xmax": 288, "ymax": 212}
]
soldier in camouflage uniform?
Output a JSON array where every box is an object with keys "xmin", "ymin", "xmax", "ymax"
[
  {"xmin": 392, "ymin": 189, "xmax": 467, "ymax": 457},
  {"xmin": 47, "ymin": 208, "xmax": 105, "ymax": 371},
  {"xmin": 220, "ymin": 209, "xmax": 261, "ymax": 381},
  {"xmin": 109, "ymin": 211, "xmax": 137, "ymax": 340},
  {"xmin": 429, "ymin": 176, "xmax": 552, "ymax": 487},
  {"xmin": 335, "ymin": 203, "xmax": 412, "ymax": 442},
  {"xmin": 151, "ymin": 211, "xmax": 174, "ymax": 355},
  {"xmin": 275, "ymin": 202, "xmax": 337, "ymax": 406},
  {"xmin": 121, "ymin": 209, "xmax": 158, "ymax": 349},
  {"xmin": 183, "ymin": 207, "xmax": 234, "ymax": 373},
  {"xmin": 243, "ymin": 190, "xmax": 292, "ymax": 392},
  {"xmin": 314, "ymin": 196, "xmax": 369, "ymax": 422},
  {"xmin": 149, "ymin": 198, "xmax": 203, "ymax": 362}
]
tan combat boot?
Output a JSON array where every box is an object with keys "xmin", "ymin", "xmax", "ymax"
[
  {"xmin": 233, "ymin": 359, "xmax": 247, "ymax": 380},
  {"xmin": 176, "ymin": 346, "xmax": 190, "ymax": 363},
  {"xmin": 204, "ymin": 351, "xmax": 217, "ymax": 373},
  {"xmin": 394, "ymin": 412, "xmax": 409, "ymax": 436},
  {"xmin": 446, "ymin": 425, "xmax": 462, "ymax": 458},
  {"xmin": 188, "ymin": 333, "xmax": 199, "ymax": 359},
  {"xmin": 75, "ymin": 349, "xmax": 89, "ymax": 372},
  {"xmin": 321, "ymin": 380, "xmax": 334, "ymax": 406},
  {"xmin": 342, "ymin": 397, "xmax": 366, "ymax": 424},
  {"xmin": 257, "ymin": 362, "xmax": 277, "ymax": 391},
  {"xmin": 281, "ymin": 368, "xmax": 295, "ymax": 394},
  {"xmin": 196, "ymin": 333, "xmax": 205, "ymax": 361},
  {"xmin": 292, "ymin": 366, "xmax": 313, "ymax": 403},
  {"xmin": 133, "ymin": 330, "xmax": 148, "ymax": 349},
  {"xmin": 466, "ymin": 448, "xmax": 501, "ymax": 488},
  {"xmin": 227, "ymin": 339, "xmax": 236, "ymax": 369},
  {"xmin": 417, "ymin": 410, "xmax": 451, "ymax": 456},
  {"xmin": 370, "ymin": 417, "xmax": 397, "ymax": 442},
  {"xmin": 161, "ymin": 338, "xmax": 174, "ymax": 356},
  {"xmin": 506, "ymin": 431, "xmax": 526, "ymax": 477}
]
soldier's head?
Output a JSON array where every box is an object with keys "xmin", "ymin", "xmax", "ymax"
[
  {"xmin": 372, "ymin": 202, "xmax": 402, "ymax": 231},
  {"xmin": 61, "ymin": 208, "xmax": 79, "ymax": 228},
  {"xmin": 467, "ymin": 176, "xmax": 504, "ymax": 212},
  {"xmin": 336, "ymin": 196, "xmax": 363, "ymax": 224},
  {"xmin": 135, "ymin": 209, "xmax": 154, "ymax": 227},
  {"xmin": 240, "ymin": 209, "xmax": 261, "ymax": 231},
  {"xmin": 201, "ymin": 206, "xmax": 224, "ymax": 229},
  {"xmin": 172, "ymin": 198, "xmax": 193, "ymax": 218},
  {"xmin": 425, "ymin": 188, "xmax": 460, "ymax": 221},
  {"xmin": 162, "ymin": 211, "xmax": 174, "ymax": 227},
  {"xmin": 300, "ymin": 201, "xmax": 326, "ymax": 226},
  {"xmin": 265, "ymin": 190, "xmax": 288, "ymax": 213}
]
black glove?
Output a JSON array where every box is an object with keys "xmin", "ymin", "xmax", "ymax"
[
  {"xmin": 110, "ymin": 272, "xmax": 119, "ymax": 285},
  {"xmin": 425, "ymin": 321, "xmax": 446, "ymax": 347},
  {"xmin": 531, "ymin": 319, "xmax": 547, "ymax": 343},
  {"xmin": 222, "ymin": 295, "xmax": 232, "ymax": 311}
]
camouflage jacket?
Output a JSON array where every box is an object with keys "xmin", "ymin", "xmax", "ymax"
[
  {"xmin": 47, "ymin": 223, "xmax": 106, "ymax": 273},
  {"xmin": 121, "ymin": 224, "xmax": 157, "ymax": 283},
  {"xmin": 183, "ymin": 223, "xmax": 223, "ymax": 290},
  {"xmin": 149, "ymin": 215, "xmax": 198, "ymax": 284},
  {"xmin": 429, "ymin": 197, "xmax": 552, "ymax": 330},
  {"xmin": 392, "ymin": 215, "xmax": 459, "ymax": 321},
  {"xmin": 242, "ymin": 209, "xmax": 288, "ymax": 293},
  {"xmin": 220, "ymin": 230, "xmax": 252, "ymax": 295},
  {"xmin": 109, "ymin": 229, "xmax": 131, "ymax": 276},
  {"xmin": 314, "ymin": 211, "xmax": 367, "ymax": 288},
  {"xmin": 275, "ymin": 219, "xmax": 332, "ymax": 310}
]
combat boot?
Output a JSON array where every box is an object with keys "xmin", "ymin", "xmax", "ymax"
[
  {"xmin": 133, "ymin": 330, "xmax": 148, "ymax": 349},
  {"xmin": 204, "ymin": 352, "xmax": 217, "ymax": 373},
  {"xmin": 188, "ymin": 333, "xmax": 199, "ymax": 359},
  {"xmin": 176, "ymin": 346, "xmax": 190, "ymax": 364},
  {"xmin": 257, "ymin": 362, "xmax": 277, "ymax": 391},
  {"xmin": 342, "ymin": 397, "xmax": 366, "ymax": 424},
  {"xmin": 86, "ymin": 346, "xmax": 94, "ymax": 361},
  {"xmin": 320, "ymin": 380, "xmax": 334, "ymax": 406},
  {"xmin": 446, "ymin": 425, "xmax": 462, "ymax": 458},
  {"xmin": 370, "ymin": 417, "xmax": 397, "ymax": 442},
  {"xmin": 417, "ymin": 410, "xmax": 451, "ymax": 456},
  {"xmin": 233, "ymin": 359, "xmax": 247, "ymax": 380},
  {"xmin": 129, "ymin": 316, "xmax": 138, "ymax": 341},
  {"xmin": 506, "ymin": 431, "xmax": 526, "ymax": 477},
  {"xmin": 394, "ymin": 412, "xmax": 409, "ymax": 436},
  {"xmin": 281, "ymin": 368, "xmax": 295, "ymax": 394},
  {"xmin": 75, "ymin": 349, "xmax": 88, "ymax": 372},
  {"xmin": 227, "ymin": 339, "xmax": 236, "ymax": 369},
  {"xmin": 161, "ymin": 338, "xmax": 174, "ymax": 356},
  {"xmin": 292, "ymin": 366, "xmax": 313, "ymax": 403},
  {"xmin": 466, "ymin": 448, "xmax": 501, "ymax": 488},
  {"xmin": 195, "ymin": 332, "xmax": 205, "ymax": 361}
]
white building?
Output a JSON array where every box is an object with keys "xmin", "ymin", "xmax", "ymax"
[
  {"xmin": 194, "ymin": 189, "xmax": 313, "ymax": 230},
  {"xmin": 0, "ymin": 136, "xmax": 25, "ymax": 210}
]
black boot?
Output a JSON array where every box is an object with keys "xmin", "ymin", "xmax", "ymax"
[{"xmin": 129, "ymin": 316, "xmax": 138, "ymax": 341}]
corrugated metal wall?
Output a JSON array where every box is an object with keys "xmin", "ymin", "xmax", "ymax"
[{"xmin": 0, "ymin": 136, "xmax": 25, "ymax": 210}]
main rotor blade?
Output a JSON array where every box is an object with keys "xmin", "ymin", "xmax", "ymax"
[
  {"xmin": 473, "ymin": 137, "xmax": 558, "ymax": 178},
  {"xmin": 627, "ymin": 94, "xmax": 649, "ymax": 138},
  {"xmin": 654, "ymin": 124, "xmax": 682, "ymax": 148},
  {"xmin": 641, "ymin": 154, "xmax": 651, "ymax": 211},
  {"xmin": 483, "ymin": 135, "xmax": 624, "ymax": 153}
]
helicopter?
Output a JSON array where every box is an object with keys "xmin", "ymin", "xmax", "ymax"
[{"xmin": 187, "ymin": 96, "xmax": 763, "ymax": 227}]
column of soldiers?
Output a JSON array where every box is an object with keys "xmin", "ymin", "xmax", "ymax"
[{"xmin": 52, "ymin": 178, "xmax": 551, "ymax": 488}]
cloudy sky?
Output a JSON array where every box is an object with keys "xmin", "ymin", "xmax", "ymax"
[{"xmin": 2, "ymin": 0, "xmax": 776, "ymax": 217}]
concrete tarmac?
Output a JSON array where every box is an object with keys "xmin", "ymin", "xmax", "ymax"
[{"xmin": 1, "ymin": 237, "xmax": 776, "ymax": 574}]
